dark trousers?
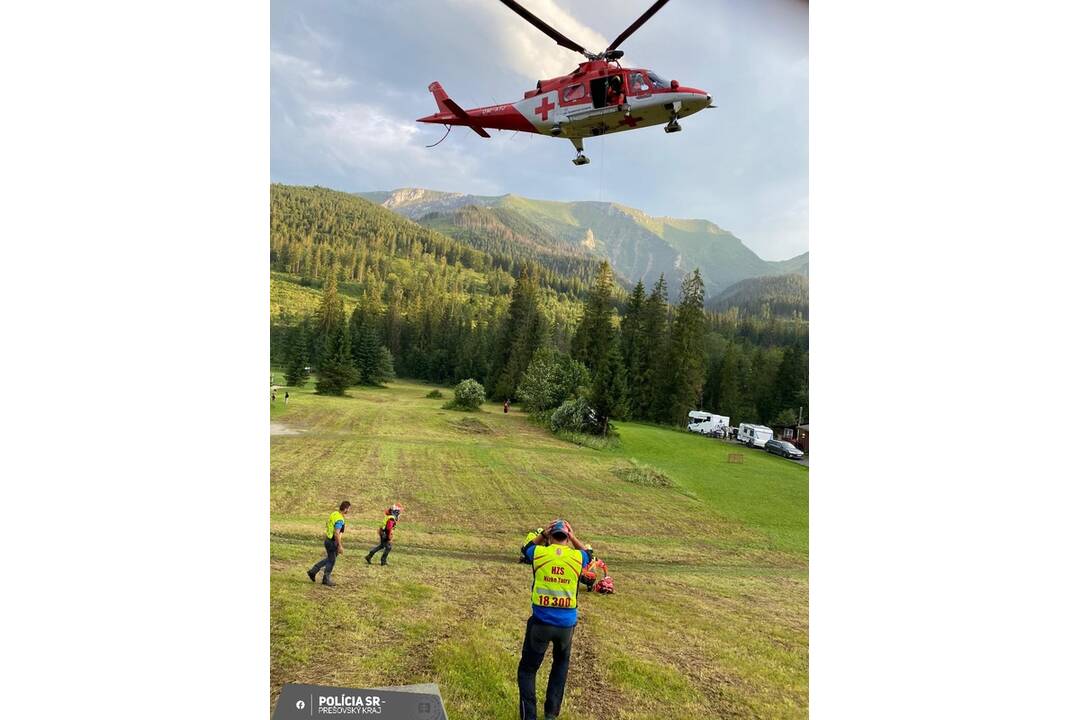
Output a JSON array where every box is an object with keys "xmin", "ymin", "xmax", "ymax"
[
  {"xmin": 311, "ymin": 538, "xmax": 337, "ymax": 579},
  {"xmin": 367, "ymin": 538, "xmax": 392, "ymax": 564},
  {"xmin": 517, "ymin": 616, "xmax": 575, "ymax": 720}
]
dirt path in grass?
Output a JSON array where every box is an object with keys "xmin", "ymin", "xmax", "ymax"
[{"xmin": 271, "ymin": 421, "xmax": 303, "ymax": 436}]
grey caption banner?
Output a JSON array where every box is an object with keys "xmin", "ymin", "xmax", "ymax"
[{"xmin": 273, "ymin": 683, "xmax": 448, "ymax": 720}]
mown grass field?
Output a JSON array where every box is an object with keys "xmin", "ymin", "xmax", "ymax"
[{"xmin": 270, "ymin": 379, "xmax": 808, "ymax": 719}]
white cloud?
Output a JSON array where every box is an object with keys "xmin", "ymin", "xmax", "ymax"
[
  {"xmin": 270, "ymin": 50, "xmax": 352, "ymax": 92},
  {"xmin": 288, "ymin": 100, "xmax": 497, "ymax": 194},
  {"xmin": 467, "ymin": 0, "xmax": 612, "ymax": 79}
]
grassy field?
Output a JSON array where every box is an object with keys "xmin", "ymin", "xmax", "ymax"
[{"xmin": 270, "ymin": 379, "xmax": 808, "ymax": 719}]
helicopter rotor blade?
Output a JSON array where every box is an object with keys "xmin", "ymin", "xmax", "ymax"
[
  {"xmin": 606, "ymin": 0, "xmax": 672, "ymax": 52},
  {"xmin": 497, "ymin": 0, "xmax": 589, "ymax": 56}
]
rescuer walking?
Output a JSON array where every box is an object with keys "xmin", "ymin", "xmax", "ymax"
[
  {"xmin": 307, "ymin": 501, "xmax": 350, "ymax": 587},
  {"xmin": 518, "ymin": 519, "xmax": 590, "ymax": 720},
  {"xmin": 366, "ymin": 504, "xmax": 402, "ymax": 566}
]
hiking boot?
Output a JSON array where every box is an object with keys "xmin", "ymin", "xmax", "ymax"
[
  {"xmin": 365, "ymin": 555, "xmax": 372, "ymax": 565},
  {"xmin": 380, "ymin": 560, "xmax": 388, "ymax": 566},
  {"xmin": 322, "ymin": 577, "xmax": 336, "ymax": 587},
  {"xmin": 307, "ymin": 568, "xmax": 317, "ymax": 582}
]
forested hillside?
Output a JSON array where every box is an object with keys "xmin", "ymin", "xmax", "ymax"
[
  {"xmin": 709, "ymin": 273, "xmax": 809, "ymax": 320},
  {"xmin": 361, "ymin": 188, "xmax": 809, "ymax": 300},
  {"xmin": 417, "ymin": 205, "xmax": 601, "ymax": 298},
  {"xmin": 271, "ymin": 184, "xmax": 808, "ymax": 428}
]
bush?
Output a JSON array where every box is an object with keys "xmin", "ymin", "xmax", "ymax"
[
  {"xmin": 425, "ymin": 389, "xmax": 444, "ymax": 399},
  {"xmin": 550, "ymin": 397, "xmax": 606, "ymax": 436},
  {"xmin": 445, "ymin": 378, "xmax": 485, "ymax": 411}
]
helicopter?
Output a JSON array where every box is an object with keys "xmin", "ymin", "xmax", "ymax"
[{"xmin": 417, "ymin": 0, "xmax": 713, "ymax": 166}]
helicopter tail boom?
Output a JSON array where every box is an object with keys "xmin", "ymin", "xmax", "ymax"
[
  {"xmin": 427, "ymin": 82, "xmax": 453, "ymax": 115},
  {"xmin": 423, "ymin": 82, "xmax": 491, "ymax": 138}
]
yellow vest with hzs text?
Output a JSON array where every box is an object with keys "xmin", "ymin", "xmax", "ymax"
[
  {"xmin": 531, "ymin": 545, "xmax": 583, "ymax": 609},
  {"xmin": 326, "ymin": 511, "xmax": 345, "ymax": 539}
]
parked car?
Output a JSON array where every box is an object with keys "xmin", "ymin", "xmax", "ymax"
[{"xmin": 764, "ymin": 438, "xmax": 805, "ymax": 459}]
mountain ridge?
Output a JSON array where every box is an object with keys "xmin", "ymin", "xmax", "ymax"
[{"xmin": 358, "ymin": 187, "xmax": 807, "ymax": 299}]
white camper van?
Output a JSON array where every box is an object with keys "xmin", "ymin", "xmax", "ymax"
[
  {"xmin": 687, "ymin": 411, "xmax": 730, "ymax": 436},
  {"xmin": 737, "ymin": 423, "xmax": 774, "ymax": 448}
]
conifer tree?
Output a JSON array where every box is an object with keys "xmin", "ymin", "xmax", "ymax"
[
  {"xmin": 668, "ymin": 270, "xmax": 708, "ymax": 424},
  {"xmin": 372, "ymin": 346, "xmax": 396, "ymax": 385},
  {"xmin": 488, "ymin": 265, "xmax": 544, "ymax": 400},
  {"xmin": 571, "ymin": 261, "xmax": 616, "ymax": 372},
  {"xmin": 621, "ymin": 280, "xmax": 647, "ymax": 418},
  {"xmin": 640, "ymin": 275, "xmax": 672, "ymax": 422},
  {"xmin": 313, "ymin": 269, "xmax": 345, "ymax": 366},
  {"xmin": 773, "ymin": 346, "xmax": 807, "ymax": 422},
  {"xmin": 315, "ymin": 318, "xmax": 358, "ymax": 395},
  {"xmin": 589, "ymin": 340, "xmax": 628, "ymax": 434},
  {"xmin": 284, "ymin": 319, "xmax": 310, "ymax": 387}
]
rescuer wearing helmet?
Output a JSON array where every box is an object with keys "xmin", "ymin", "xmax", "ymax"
[
  {"xmin": 518, "ymin": 519, "xmax": 590, "ymax": 720},
  {"xmin": 366, "ymin": 503, "xmax": 401, "ymax": 566},
  {"xmin": 605, "ymin": 74, "xmax": 624, "ymax": 108},
  {"xmin": 520, "ymin": 527, "xmax": 546, "ymax": 564},
  {"xmin": 307, "ymin": 501, "xmax": 350, "ymax": 587}
]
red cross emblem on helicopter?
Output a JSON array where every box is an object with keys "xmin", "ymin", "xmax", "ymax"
[{"xmin": 534, "ymin": 96, "xmax": 555, "ymax": 121}]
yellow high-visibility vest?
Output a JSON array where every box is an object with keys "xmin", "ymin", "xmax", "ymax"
[
  {"xmin": 531, "ymin": 545, "xmax": 583, "ymax": 609},
  {"xmin": 524, "ymin": 530, "xmax": 540, "ymax": 546},
  {"xmin": 326, "ymin": 511, "xmax": 345, "ymax": 539}
]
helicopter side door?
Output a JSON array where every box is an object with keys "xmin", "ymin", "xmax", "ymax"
[{"xmin": 589, "ymin": 73, "xmax": 627, "ymax": 109}]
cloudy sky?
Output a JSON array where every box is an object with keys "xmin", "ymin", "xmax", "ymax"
[{"xmin": 271, "ymin": 0, "xmax": 807, "ymax": 260}]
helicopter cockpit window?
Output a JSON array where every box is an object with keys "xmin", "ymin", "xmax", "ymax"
[
  {"xmin": 562, "ymin": 83, "xmax": 586, "ymax": 103},
  {"xmin": 628, "ymin": 72, "xmax": 650, "ymax": 94},
  {"xmin": 646, "ymin": 71, "xmax": 670, "ymax": 89}
]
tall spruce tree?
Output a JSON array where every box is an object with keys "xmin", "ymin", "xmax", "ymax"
[
  {"xmin": 589, "ymin": 339, "xmax": 628, "ymax": 434},
  {"xmin": 640, "ymin": 275, "xmax": 672, "ymax": 422},
  {"xmin": 315, "ymin": 317, "xmax": 358, "ymax": 395},
  {"xmin": 621, "ymin": 280, "xmax": 647, "ymax": 418},
  {"xmin": 773, "ymin": 345, "xmax": 807, "ymax": 422},
  {"xmin": 313, "ymin": 269, "xmax": 345, "ymax": 367},
  {"xmin": 347, "ymin": 305, "xmax": 395, "ymax": 386},
  {"xmin": 565, "ymin": 262, "xmax": 629, "ymax": 432},
  {"xmin": 284, "ymin": 319, "xmax": 310, "ymax": 387},
  {"xmin": 667, "ymin": 269, "xmax": 708, "ymax": 424},
  {"xmin": 372, "ymin": 346, "xmax": 396, "ymax": 385},
  {"xmin": 488, "ymin": 265, "xmax": 545, "ymax": 401},
  {"xmin": 571, "ymin": 261, "xmax": 616, "ymax": 372},
  {"xmin": 348, "ymin": 305, "xmax": 369, "ymax": 369}
]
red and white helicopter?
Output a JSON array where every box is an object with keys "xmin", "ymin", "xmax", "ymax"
[{"xmin": 418, "ymin": 0, "xmax": 713, "ymax": 166}]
